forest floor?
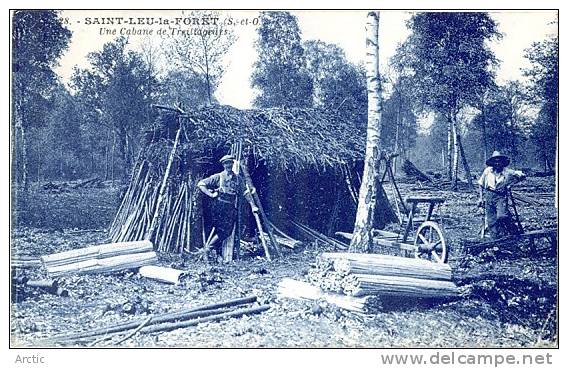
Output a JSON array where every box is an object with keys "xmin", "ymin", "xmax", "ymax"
[{"xmin": 10, "ymin": 176, "xmax": 558, "ymax": 348}]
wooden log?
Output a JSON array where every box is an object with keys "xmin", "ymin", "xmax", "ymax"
[
  {"xmin": 138, "ymin": 266, "xmax": 186, "ymax": 285},
  {"xmin": 47, "ymin": 296, "xmax": 258, "ymax": 343},
  {"xmin": 132, "ymin": 305, "xmax": 270, "ymax": 337},
  {"xmin": 57, "ymin": 305, "xmax": 269, "ymax": 346},
  {"xmin": 25, "ymin": 279, "xmax": 69, "ymax": 297},
  {"xmin": 324, "ymin": 253, "xmax": 453, "ymax": 281},
  {"xmin": 277, "ymin": 278, "xmax": 380, "ymax": 313},
  {"xmin": 65, "ymin": 307, "xmax": 238, "ymax": 345},
  {"xmin": 26, "ymin": 279, "xmax": 58, "ymax": 290},
  {"xmin": 342, "ymin": 274, "xmax": 459, "ymax": 298},
  {"xmin": 41, "ymin": 240, "xmax": 154, "ymax": 268},
  {"xmin": 46, "ymin": 251, "xmax": 158, "ymax": 277}
]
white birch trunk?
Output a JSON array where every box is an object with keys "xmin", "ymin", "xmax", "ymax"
[{"xmin": 350, "ymin": 11, "xmax": 382, "ymax": 252}]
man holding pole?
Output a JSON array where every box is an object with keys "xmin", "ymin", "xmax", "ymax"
[
  {"xmin": 197, "ymin": 154, "xmax": 257, "ymax": 261},
  {"xmin": 477, "ymin": 151, "xmax": 526, "ymax": 238}
]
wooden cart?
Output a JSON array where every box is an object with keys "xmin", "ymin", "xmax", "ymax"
[{"xmin": 372, "ymin": 196, "xmax": 449, "ymax": 264}]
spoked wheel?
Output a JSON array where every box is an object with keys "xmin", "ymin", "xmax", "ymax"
[{"xmin": 413, "ymin": 221, "xmax": 448, "ymax": 263}]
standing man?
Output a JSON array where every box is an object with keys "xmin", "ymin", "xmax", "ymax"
[
  {"xmin": 198, "ymin": 154, "xmax": 256, "ymax": 261},
  {"xmin": 477, "ymin": 151, "xmax": 526, "ymax": 238}
]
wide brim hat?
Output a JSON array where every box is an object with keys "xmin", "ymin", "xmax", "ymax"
[
  {"xmin": 486, "ymin": 151, "xmax": 510, "ymax": 167},
  {"xmin": 219, "ymin": 154, "xmax": 235, "ymax": 164}
]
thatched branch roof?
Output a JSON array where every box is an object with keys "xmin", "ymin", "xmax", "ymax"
[{"xmin": 148, "ymin": 105, "xmax": 366, "ymax": 171}]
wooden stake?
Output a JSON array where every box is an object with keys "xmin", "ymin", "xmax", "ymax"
[
  {"xmin": 146, "ymin": 116, "xmax": 184, "ymax": 244},
  {"xmin": 242, "ymin": 158, "xmax": 280, "ymax": 258}
]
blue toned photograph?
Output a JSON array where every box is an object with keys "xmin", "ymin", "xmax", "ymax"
[{"xmin": 10, "ymin": 10, "xmax": 558, "ymax": 348}]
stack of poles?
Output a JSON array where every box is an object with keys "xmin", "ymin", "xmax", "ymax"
[{"xmin": 109, "ymin": 114, "xmax": 201, "ymax": 254}]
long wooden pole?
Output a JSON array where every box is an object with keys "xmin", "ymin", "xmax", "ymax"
[
  {"xmin": 242, "ymin": 157, "xmax": 280, "ymax": 257},
  {"xmin": 47, "ymin": 296, "xmax": 258, "ymax": 343},
  {"xmin": 146, "ymin": 115, "xmax": 184, "ymax": 244}
]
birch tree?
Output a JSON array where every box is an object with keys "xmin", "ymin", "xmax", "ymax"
[{"xmin": 349, "ymin": 11, "xmax": 383, "ymax": 252}]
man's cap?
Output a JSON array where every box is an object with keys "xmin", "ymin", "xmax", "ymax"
[
  {"xmin": 486, "ymin": 150, "xmax": 510, "ymax": 167},
  {"xmin": 219, "ymin": 154, "xmax": 235, "ymax": 164}
]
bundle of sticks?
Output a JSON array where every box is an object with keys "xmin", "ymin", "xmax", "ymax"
[
  {"xmin": 109, "ymin": 159, "xmax": 201, "ymax": 254},
  {"xmin": 42, "ymin": 296, "xmax": 268, "ymax": 346},
  {"xmin": 307, "ymin": 252, "xmax": 459, "ymax": 301},
  {"xmin": 41, "ymin": 240, "xmax": 158, "ymax": 277}
]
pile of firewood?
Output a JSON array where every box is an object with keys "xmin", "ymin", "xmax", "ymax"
[
  {"xmin": 41, "ymin": 240, "xmax": 158, "ymax": 277},
  {"xmin": 281, "ymin": 252, "xmax": 459, "ymax": 313}
]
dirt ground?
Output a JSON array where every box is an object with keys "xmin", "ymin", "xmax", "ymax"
[{"xmin": 10, "ymin": 177, "xmax": 558, "ymax": 348}]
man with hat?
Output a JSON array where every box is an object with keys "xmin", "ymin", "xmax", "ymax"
[
  {"xmin": 477, "ymin": 150, "xmax": 526, "ymax": 238},
  {"xmin": 197, "ymin": 154, "xmax": 255, "ymax": 261}
]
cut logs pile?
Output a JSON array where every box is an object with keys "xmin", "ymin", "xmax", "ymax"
[
  {"xmin": 313, "ymin": 253, "xmax": 458, "ymax": 298},
  {"xmin": 279, "ymin": 252, "xmax": 459, "ymax": 314},
  {"xmin": 41, "ymin": 240, "xmax": 158, "ymax": 277},
  {"xmin": 43, "ymin": 295, "xmax": 269, "ymax": 346}
]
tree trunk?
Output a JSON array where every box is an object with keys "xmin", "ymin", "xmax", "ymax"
[
  {"xmin": 111, "ymin": 132, "xmax": 116, "ymax": 182},
  {"xmin": 451, "ymin": 117, "xmax": 459, "ymax": 189},
  {"xmin": 59, "ymin": 149, "xmax": 64, "ymax": 179},
  {"xmin": 20, "ymin": 123, "xmax": 29, "ymax": 192},
  {"xmin": 394, "ymin": 98, "xmax": 401, "ymax": 173},
  {"xmin": 481, "ymin": 106, "xmax": 488, "ymax": 164},
  {"xmin": 124, "ymin": 133, "xmax": 132, "ymax": 182},
  {"xmin": 104, "ymin": 130, "xmax": 110, "ymax": 180},
  {"xmin": 456, "ymin": 133, "xmax": 474, "ymax": 189},
  {"xmin": 203, "ymin": 40, "xmax": 212, "ymax": 105},
  {"xmin": 446, "ymin": 118, "xmax": 453, "ymax": 181},
  {"xmin": 350, "ymin": 11, "xmax": 382, "ymax": 253}
]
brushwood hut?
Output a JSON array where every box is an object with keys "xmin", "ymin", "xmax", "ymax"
[{"xmin": 109, "ymin": 105, "xmax": 369, "ymax": 255}]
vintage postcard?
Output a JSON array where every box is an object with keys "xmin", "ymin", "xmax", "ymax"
[{"xmin": 9, "ymin": 8, "xmax": 558, "ymax": 359}]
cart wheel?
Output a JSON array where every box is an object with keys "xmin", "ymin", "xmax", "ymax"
[{"xmin": 413, "ymin": 221, "xmax": 448, "ymax": 263}]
